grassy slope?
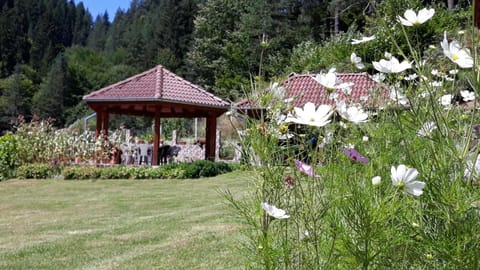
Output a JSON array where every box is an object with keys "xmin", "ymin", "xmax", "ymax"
[{"xmin": 0, "ymin": 171, "xmax": 250, "ymax": 270}]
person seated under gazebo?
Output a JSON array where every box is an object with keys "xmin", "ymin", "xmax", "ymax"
[{"xmin": 158, "ymin": 141, "xmax": 171, "ymax": 165}]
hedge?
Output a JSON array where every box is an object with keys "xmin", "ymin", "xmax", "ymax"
[{"xmin": 14, "ymin": 160, "xmax": 234, "ymax": 180}]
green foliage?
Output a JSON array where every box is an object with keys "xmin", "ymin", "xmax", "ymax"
[
  {"xmin": 60, "ymin": 161, "xmax": 234, "ymax": 180},
  {"xmin": 220, "ymin": 143, "xmax": 236, "ymax": 160},
  {"xmin": 0, "ymin": 65, "xmax": 36, "ymax": 127},
  {"xmin": 16, "ymin": 163, "xmax": 56, "ymax": 179},
  {"xmin": 160, "ymin": 118, "xmax": 194, "ymax": 140},
  {"xmin": 61, "ymin": 166, "xmax": 100, "ymax": 180},
  {"xmin": 188, "ymin": 0, "xmax": 326, "ymax": 100},
  {"xmin": 32, "ymin": 54, "xmax": 68, "ymax": 125},
  {"xmin": 0, "ymin": 134, "xmax": 17, "ymax": 180},
  {"xmin": 183, "ymin": 160, "xmax": 232, "ymax": 178},
  {"xmin": 98, "ymin": 166, "xmax": 130, "ymax": 179},
  {"xmin": 289, "ymin": 30, "xmax": 359, "ymax": 73}
]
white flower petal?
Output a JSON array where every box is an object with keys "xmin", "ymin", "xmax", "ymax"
[
  {"xmin": 351, "ymin": 35, "xmax": 375, "ymax": 44},
  {"xmin": 405, "ymin": 181, "xmax": 426, "ymax": 196},
  {"xmin": 261, "ymin": 202, "xmax": 290, "ymax": 219},
  {"xmin": 404, "ymin": 168, "xmax": 419, "ymax": 183},
  {"xmin": 398, "ymin": 8, "xmax": 435, "ymax": 26}
]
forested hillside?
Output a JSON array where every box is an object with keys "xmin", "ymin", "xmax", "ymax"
[{"xmin": 0, "ymin": 0, "xmax": 471, "ymax": 132}]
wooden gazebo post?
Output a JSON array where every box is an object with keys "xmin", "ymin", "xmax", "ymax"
[
  {"xmin": 94, "ymin": 110, "xmax": 109, "ymax": 138},
  {"xmin": 95, "ymin": 110, "xmax": 102, "ymax": 138},
  {"xmin": 101, "ymin": 110, "xmax": 109, "ymax": 137},
  {"xmin": 152, "ymin": 110, "xmax": 161, "ymax": 165},
  {"xmin": 205, "ymin": 113, "xmax": 217, "ymax": 161}
]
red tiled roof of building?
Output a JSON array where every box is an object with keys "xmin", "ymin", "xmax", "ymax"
[
  {"xmin": 235, "ymin": 72, "xmax": 389, "ymax": 109},
  {"xmin": 83, "ymin": 65, "xmax": 229, "ymax": 108},
  {"xmin": 283, "ymin": 72, "xmax": 388, "ymax": 108}
]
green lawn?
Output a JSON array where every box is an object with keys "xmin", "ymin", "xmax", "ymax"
[{"xmin": 0, "ymin": 171, "xmax": 250, "ymax": 270}]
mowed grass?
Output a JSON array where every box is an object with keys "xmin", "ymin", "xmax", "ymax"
[{"xmin": 0, "ymin": 171, "xmax": 250, "ymax": 270}]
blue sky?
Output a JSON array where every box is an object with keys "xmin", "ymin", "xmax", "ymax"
[{"xmin": 74, "ymin": 0, "xmax": 132, "ymax": 20}]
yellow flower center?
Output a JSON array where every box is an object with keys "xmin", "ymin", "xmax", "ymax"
[
  {"xmin": 309, "ymin": 118, "xmax": 315, "ymax": 122},
  {"xmin": 278, "ymin": 124, "xmax": 288, "ymax": 134},
  {"xmin": 452, "ymin": 53, "xmax": 459, "ymax": 61}
]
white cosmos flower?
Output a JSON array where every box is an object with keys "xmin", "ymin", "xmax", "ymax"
[
  {"xmin": 350, "ymin": 53, "xmax": 365, "ymax": 69},
  {"xmin": 261, "ymin": 202, "xmax": 290, "ymax": 219},
  {"xmin": 313, "ymin": 68, "xmax": 337, "ymax": 89},
  {"xmin": 339, "ymin": 83, "xmax": 353, "ymax": 95},
  {"xmin": 441, "ymin": 32, "xmax": 473, "ymax": 68},
  {"xmin": 397, "ymin": 8, "xmax": 435, "ymax": 26},
  {"xmin": 269, "ymin": 82, "xmax": 286, "ymax": 100},
  {"xmin": 272, "ymin": 112, "xmax": 288, "ymax": 125},
  {"xmin": 449, "ymin": 69, "xmax": 459, "ymax": 75},
  {"xmin": 286, "ymin": 102, "xmax": 333, "ymax": 127},
  {"xmin": 284, "ymin": 97, "xmax": 294, "ymax": 104},
  {"xmin": 351, "ymin": 35, "xmax": 375, "ymax": 44},
  {"xmin": 417, "ymin": 121, "xmax": 437, "ymax": 137},
  {"xmin": 389, "ymin": 87, "xmax": 409, "ymax": 106},
  {"xmin": 429, "ymin": 81, "xmax": 443, "ymax": 87},
  {"xmin": 372, "ymin": 176, "xmax": 381, "ymax": 186},
  {"xmin": 373, "ymin": 56, "xmax": 412, "ymax": 73},
  {"xmin": 464, "ymin": 154, "xmax": 480, "ymax": 181},
  {"xmin": 329, "ymin": 92, "xmax": 339, "ymax": 101},
  {"xmin": 404, "ymin": 73, "xmax": 418, "ymax": 81},
  {"xmin": 391, "ymin": 165, "xmax": 425, "ymax": 196},
  {"xmin": 372, "ymin": 73, "xmax": 385, "ymax": 83},
  {"xmin": 460, "ymin": 90, "xmax": 475, "ymax": 102},
  {"xmin": 336, "ymin": 101, "xmax": 368, "ymax": 123},
  {"xmin": 439, "ymin": 94, "xmax": 453, "ymax": 107},
  {"xmin": 313, "ymin": 68, "xmax": 354, "ymax": 90}
]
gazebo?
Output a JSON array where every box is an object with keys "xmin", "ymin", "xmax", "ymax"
[{"xmin": 83, "ymin": 65, "xmax": 230, "ymax": 165}]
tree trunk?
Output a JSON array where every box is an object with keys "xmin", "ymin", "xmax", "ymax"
[
  {"xmin": 476, "ymin": 0, "xmax": 480, "ymax": 29},
  {"xmin": 447, "ymin": 0, "xmax": 455, "ymax": 9},
  {"xmin": 334, "ymin": 6, "xmax": 340, "ymax": 34}
]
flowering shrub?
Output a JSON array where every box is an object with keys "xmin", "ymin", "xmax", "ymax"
[
  {"xmin": 226, "ymin": 6, "xmax": 480, "ymax": 269},
  {"xmin": 11, "ymin": 117, "xmax": 130, "ymax": 167}
]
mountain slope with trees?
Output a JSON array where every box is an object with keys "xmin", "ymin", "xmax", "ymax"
[{"xmin": 0, "ymin": 0, "xmax": 471, "ymax": 132}]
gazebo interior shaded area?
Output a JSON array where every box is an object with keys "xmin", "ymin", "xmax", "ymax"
[{"xmin": 83, "ymin": 65, "xmax": 230, "ymax": 165}]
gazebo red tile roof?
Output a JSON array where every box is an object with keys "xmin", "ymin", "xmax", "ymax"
[
  {"xmin": 236, "ymin": 72, "xmax": 389, "ymax": 111},
  {"xmin": 84, "ymin": 65, "xmax": 229, "ymax": 108}
]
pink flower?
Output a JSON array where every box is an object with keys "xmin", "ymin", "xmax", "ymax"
[
  {"xmin": 342, "ymin": 148, "xmax": 369, "ymax": 164},
  {"xmin": 295, "ymin": 160, "xmax": 319, "ymax": 177}
]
